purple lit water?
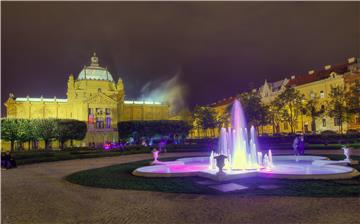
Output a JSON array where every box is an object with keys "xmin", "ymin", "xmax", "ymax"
[{"xmin": 211, "ymin": 99, "xmax": 259, "ymax": 170}]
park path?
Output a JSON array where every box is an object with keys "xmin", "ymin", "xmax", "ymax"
[{"xmin": 2, "ymin": 150, "xmax": 360, "ymax": 224}]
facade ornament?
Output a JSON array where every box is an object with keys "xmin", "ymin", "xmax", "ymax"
[{"xmin": 117, "ymin": 78, "xmax": 124, "ymax": 90}]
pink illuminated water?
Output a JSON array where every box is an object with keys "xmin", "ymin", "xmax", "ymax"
[{"xmin": 139, "ymin": 163, "xmax": 209, "ymax": 174}]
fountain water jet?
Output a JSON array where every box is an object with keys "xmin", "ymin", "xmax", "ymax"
[{"xmin": 211, "ymin": 99, "xmax": 259, "ymax": 170}]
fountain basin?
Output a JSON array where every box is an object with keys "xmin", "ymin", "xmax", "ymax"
[{"xmin": 132, "ymin": 155, "xmax": 359, "ymax": 180}]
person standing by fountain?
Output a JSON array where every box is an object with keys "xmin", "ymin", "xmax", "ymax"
[
  {"xmin": 299, "ymin": 135, "xmax": 305, "ymax": 155},
  {"xmin": 292, "ymin": 136, "xmax": 300, "ymax": 156}
]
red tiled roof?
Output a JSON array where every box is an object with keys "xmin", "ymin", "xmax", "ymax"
[
  {"xmin": 208, "ymin": 58, "xmax": 358, "ymax": 107},
  {"xmin": 287, "ymin": 61, "xmax": 355, "ymax": 87}
]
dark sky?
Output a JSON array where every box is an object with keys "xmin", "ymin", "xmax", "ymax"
[{"xmin": 2, "ymin": 2, "xmax": 360, "ymax": 115}]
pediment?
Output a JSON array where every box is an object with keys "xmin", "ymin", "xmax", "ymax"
[{"xmin": 84, "ymin": 93, "xmax": 118, "ymax": 105}]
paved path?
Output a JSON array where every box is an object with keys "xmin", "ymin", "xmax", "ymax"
[{"xmin": 2, "ymin": 151, "xmax": 360, "ymax": 224}]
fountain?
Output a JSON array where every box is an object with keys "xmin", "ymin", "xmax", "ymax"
[
  {"xmin": 342, "ymin": 146, "xmax": 359, "ymax": 165},
  {"xmin": 210, "ymin": 99, "xmax": 259, "ymax": 171},
  {"xmin": 133, "ymin": 99, "xmax": 360, "ymax": 181}
]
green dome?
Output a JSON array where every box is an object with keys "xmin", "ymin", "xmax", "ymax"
[{"xmin": 77, "ymin": 53, "xmax": 114, "ymax": 81}]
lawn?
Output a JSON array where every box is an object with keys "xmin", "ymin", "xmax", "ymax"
[
  {"xmin": 12, "ymin": 148, "xmax": 150, "ymax": 165},
  {"xmin": 66, "ymin": 155, "xmax": 360, "ymax": 197},
  {"xmin": 9, "ymin": 144, "xmax": 211, "ymax": 165}
]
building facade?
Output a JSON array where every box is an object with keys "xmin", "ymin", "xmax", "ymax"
[
  {"xmin": 190, "ymin": 57, "xmax": 360, "ymax": 138},
  {"xmin": 3, "ymin": 53, "xmax": 171, "ymax": 149}
]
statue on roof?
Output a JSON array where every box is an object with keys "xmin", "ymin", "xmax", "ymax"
[
  {"xmin": 117, "ymin": 78, "xmax": 124, "ymax": 91},
  {"xmin": 90, "ymin": 52, "xmax": 99, "ymax": 67}
]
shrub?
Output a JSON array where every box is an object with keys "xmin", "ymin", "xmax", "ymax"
[
  {"xmin": 118, "ymin": 120, "xmax": 192, "ymax": 141},
  {"xmin": 320, "ymin": 130, "xmax": 338, "ymax": 136}
]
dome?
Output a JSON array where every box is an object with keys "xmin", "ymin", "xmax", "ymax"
[{"xmin": 77, "ymin": 53, "xmax": 114, "ymax": 81}]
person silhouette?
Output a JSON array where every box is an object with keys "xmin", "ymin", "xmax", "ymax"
[
  {"xmin": 292, "ymin": 136, "xmax": 300, "ymax": 156},
  {"xmin": 299, "ymin": 135, "xmax": 305, "ymax": 155}
]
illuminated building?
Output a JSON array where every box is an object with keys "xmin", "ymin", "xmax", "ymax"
[
  {"xmin": 3, "ymin": 53, "xmax": 170, "ymax": 149},
  {"xmin": 191, "ymin": 57, "xmax": 360, "ymax": 138}
]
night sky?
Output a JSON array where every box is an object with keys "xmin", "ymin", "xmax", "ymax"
[{"xmin": 2, "ymin": 2, "xmax": 359, "ymax": 115}]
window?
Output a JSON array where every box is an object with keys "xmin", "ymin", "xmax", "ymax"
[
  {"xmin": 88, "ymin": 108, "xmax": 94, "ymax": 124},
  {"xmin": 105, "ymin": 108, "xmax": 111, "ymax": 128},
  {"xmin": 96, "ymin": 108, "xmax": 104, "ymax": 115},
  {"xmin": 96, "ymin": 118, "xmax": 104, "ymax": 129},
  {"xmin": 106, "ymin": 117, "xmax": 111, "ymax": 128},
  {"xmin": 322, "ymin": 118, "xmax": 326, "ymax": 127},
  {"xmin": 304, "ymin": 124, "xmax": 309, "ymax": 133},
  {"xmin": 321, "ymin": 105, "xmax": 325, "ymax": 112},
  {"xmin": 334, "ymin": 118, "xmax": 341, "ymax": 126},
  {"xmin": 356, "ymin": 117, "xmax": 360, "ymax": 125},
  {"xmin": 320, "ymin": 90, "xmax": 325, "ymax": 98},
  {"xmin": 284, "ymin": 122, "xmax": 288, "ymax": 130},
  {"xmin": 310, "ymin": 92, "xmax": 315, "ymax": 99}
]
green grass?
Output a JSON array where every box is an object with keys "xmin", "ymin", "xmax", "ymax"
[
  {"xmin": 9, "ymin": 144, "xmax": 209, "ymax": 166},
  {"xmin": 66, "ymin": 155, "xmax": 360, "ymax": 197},
  {"xmin": 66, "ymin": 157, "xmax": 215, "ymax": 194},
  {"xmin": 13, "ymin": 148, "xmax": 152, "ymax": 165}
]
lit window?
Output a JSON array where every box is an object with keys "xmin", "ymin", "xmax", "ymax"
[
  {"xmin": 106, "ymin": 117, "xmax": 111, "ymax": 128},
  {"xmin": 322, "ymin": 118, "xmax": 326, "ymax": 127},
  {"xmin": 320, "ymin": 90, "xmax": 325, "ymax": 98},
  {"xmin": 105, "ymin": 108, "xmax": 111, "ymax": 128},
  {"xmin": 310, "ymin": 92, "xmax": 315, "ymax": 99},
  {"xmin": 88, "ymin": 108, "xmax": 94, "ymax": 124}
]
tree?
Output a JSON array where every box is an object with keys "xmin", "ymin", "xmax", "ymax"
[
  {"xmin": 327, "ymin": 85, "xmax": 349, "ymax": 133},
  {"xmin": 216, "ymin": 112, "xmax": 230, "ymax": 130},
  {"xmin": 238, "ymin": 92, "xmax": 270, "ymax": 132},
  {"xmin": 193, "ymin": 106, "xmax": 218, "ymax": 137},
  {"xmin": 16, "ymin": 119, "xmax": 33, "ymax": 150},
  {"xmin": 57, "ymin": 119, "xmax": 87, "ymax": 150},
  {"xmin": 346, "ymin": 80, "xmax": 360, "ymax": 117},
  {"xmin": 273, "ymin": 87, "xmax": 304, "ymax": 133},
  {"xmin": 118, "ymin": 120, "xmax": 192, "ymax": 140},
  {"xmin": 303, "ymin": 97, "xmax": 324, "ymax": 134},
  {"xmin": 268, "ymin": 102, "xmax": 282, "ymax": 134},
  {"xmin": 34, "ymin": 119, "xmax": 58, "ymax": 150},
  {"xmin": 27, "ymin": 119, "xmax": 40, "ymax": 150},
  {"xmin": 1, "ymin": 118, "xmax": 19, "ymax": 151}
]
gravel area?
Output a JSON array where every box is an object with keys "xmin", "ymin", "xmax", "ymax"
[{"xmin": 2, "ymin": 151, "xmax": 360, "ymax": 224}]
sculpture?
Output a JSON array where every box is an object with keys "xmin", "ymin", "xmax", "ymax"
[
  {"xmin": 342, "ymin": 146, "xmax": 359, "ymax": 165},
  {"xmin": 151, "ymin": 148, "xmax": 160, "ymax": 164},
  {"xmin": 215, "ymin": 154, "xmax": 228, "ymax": 174}
]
